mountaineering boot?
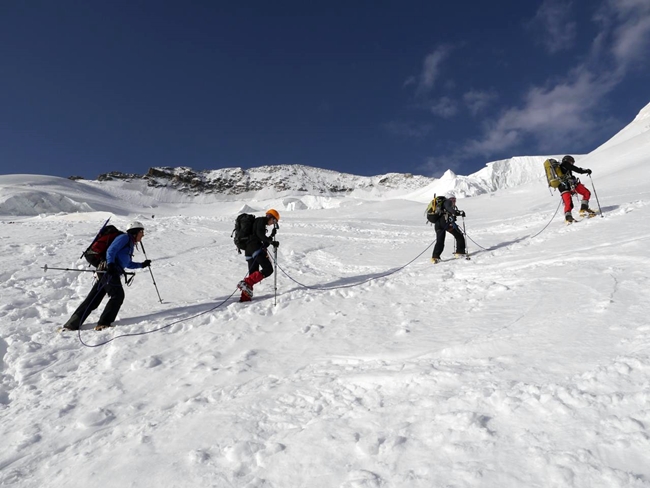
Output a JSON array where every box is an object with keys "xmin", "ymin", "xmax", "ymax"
[
  {"xmin": 431, "ymin": 257, "xmax": 441, "ymax": 264},
  {"xmin": 62, "ymin": 314, "xmax": 81, "ymax": 331},
  {"xmin": 579, "ymin": 201, "xmax": 597, "ymax": 218},
  {"xmin": 94, "ymin": 324, "xmax": 115, "ymax": 331},
  {"xmin": 453, "ymin": 252, "xmax": 468, "ymax": 259},
  {"xmin": 565, "ymin": 212, "xmax": 575, "ymax": 224},
  {"xmin": 237, "ymin": 271, "xmax": 264, "ymax": 301},
  {"xmin": 237, "ymin": 280, "xmax": 254, "ymax": 299}
]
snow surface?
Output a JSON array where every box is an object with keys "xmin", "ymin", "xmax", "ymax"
[{"xmin": 1, "ymin": 102, "xmax": 650, "ymax": 487}]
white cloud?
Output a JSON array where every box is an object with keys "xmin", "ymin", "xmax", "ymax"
[
  {"xmin": 460, "ymin": 0, "xmax": 650, "ymax": 160},
  {"xmin": 463, "ymin": 70, "xmax": 619, "ymax": 157},
  {"xmin": 528, "ymin": 0, "xmax": 577, "ymax": 53},
  {"xmin": 429, "ymin": 97, "xmax": 458, "ymax": 118},
  {"xmin": 604, "ymin": 0, "xmax": 650, "ymax": 69},
  {"xmin": 413, "ymin": 45, "xmax": 452, "ymax": 96},
  {"xmin": 410, "ymin": 0, "xmax": 650, "ymax": 166},
  {"xmin": 403, "ymin": 76, "xmax": 417, "ymax": 88},
  {"xmin": 463, "ymin": 89, "xmax": 498, "ymax": 116}
]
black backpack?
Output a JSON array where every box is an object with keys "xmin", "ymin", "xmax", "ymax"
[
  {"xmin": 232, "ymin": 213, "xmax": 256, "ymax": 253},
  {"xmin": 82, "ymin": 224, "xmax": 125, "ymax": 267},
  {"xmin": 425, "ymin": 194, "xmax": 447, "ymax": 223}
]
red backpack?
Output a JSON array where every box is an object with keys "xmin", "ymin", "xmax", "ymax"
[{"xmin": 83, "ymin": 224, "xmax": 125, "ymax": 267}]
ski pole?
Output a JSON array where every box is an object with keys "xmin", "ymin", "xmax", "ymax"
[
  {"xmin": 41, "ymin": 265, "xmax": 135, "ymax": 276},
  {"xmin": 140, "ymin": 241, "xmax": 163, "ymax": 304},
  {"xmin": 462, "ymin": 217, "xmax": 470, "ymax": 257},
  {"xmin": 43, "ymin": 265, "xmax": 105, "ymax": 273},
  {"xmin": 273, "ymin": 245, "xmax": 278, "ymax": 307},
  {"xmin": 588, "ymin": 174, "xmax": 604, "ymax": 217}
]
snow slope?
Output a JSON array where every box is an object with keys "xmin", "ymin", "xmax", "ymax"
[{"xmin": 1, "ymin": 102, "xmax": 649, "ymax": 488}]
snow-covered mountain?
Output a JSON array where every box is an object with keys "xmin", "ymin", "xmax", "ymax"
[
  {"xmin": 98, "ymin": 165, "xmax": 437, "ymax": 196},
  {"xmin": 2, "ymin": 155, "xmax": 561, "ymax": 217},
  {"xmin": 1, "ymin": 102, "xmax": 649, "ymax": 488},
  {"xmin": 96, "ymin": 154, "xmax": 567, "ymax": 198},
  {"xmin": 1, "ymin": 100, "xmax": 648, "ymax": 219}
]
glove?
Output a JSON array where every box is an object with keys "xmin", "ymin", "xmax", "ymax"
[
  {"xmin": 142, "ymin": 259, "xmax": 151, "ymax": 268},
  {"xmin": 458, "ymin": 210, "xmax": 466, "ymax": 217},
  {"xmin": 270, "ymin": 240, "xmax": 279, "ymax": 248},
  {"xmin": 585, "ymin": 169, "xmax": 592, "ymax": 175},
  {"xmin": 106, "ymin": 263, "xmax": 119, "ymax": 275}
]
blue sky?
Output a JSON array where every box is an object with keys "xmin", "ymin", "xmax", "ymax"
[{"xmin": 1, "ymin": 1, "xmax": 649, "ymax": 179}]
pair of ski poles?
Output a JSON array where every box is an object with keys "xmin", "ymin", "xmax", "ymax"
[{"xmin": 43, "ymin": 241, "xmax": 163, "ymax": 304}]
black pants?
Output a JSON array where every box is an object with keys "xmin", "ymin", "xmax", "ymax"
[
  {"xmin": 432, "ymin": 223, "xmax": 466, "ymax": 259},
  {"xmin": 66, "ymin": 273, "xmax": 125, "ymax": 329},
  {"xmin": 246, "ymin": 248, "xmax": 274, "ymax": 278}
]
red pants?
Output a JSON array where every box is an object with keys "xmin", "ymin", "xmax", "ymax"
[{"xmin": 561, "ymin": 183, "xmax": 591, "ymax": 213}]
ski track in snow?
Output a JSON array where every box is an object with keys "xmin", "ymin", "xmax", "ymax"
[{"xmin": 1, "ymin": 171, "xmax": 650, "ymax": 486}]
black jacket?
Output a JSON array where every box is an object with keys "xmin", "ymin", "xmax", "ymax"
[
  {"xmin": 558, "ymin": 160, "xmax": 589, "ymax": 192},
  {"xmin": 559, "ymin": 160, "xmax": 590, "ymax": 178},
  {"xmin": 428, "ymin": 198, "xmax": 462, "ymax": 228},
  {"xmin": 244, "ymin": 217, "xmax": 274, "ymax": 256},
  {"xmin": 442, "ymin": 199, "xmax": 460, "ymax": 221}
]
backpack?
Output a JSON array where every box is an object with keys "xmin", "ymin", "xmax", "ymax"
[
  {"xmin": 82, "ymin": 224, "xmax": 125, "ymax": 267},
  {"xmin": 544, "ymin": 158, "xmax": 565, "ymax": 188},
  {"xmin": 232, "ymin": 213, "xmax": 256, "ymax": 253},
  {"xmin": 425, "ymin": 194, "xmax": 447, "ymax": 222}
]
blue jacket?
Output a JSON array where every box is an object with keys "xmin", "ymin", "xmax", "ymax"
[{"xmin": 106, "ymin": 234, "xmax": 144, "ymax": 272}]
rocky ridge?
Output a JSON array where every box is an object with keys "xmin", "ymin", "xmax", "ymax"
[{"xmin": 93, "ymin": 164, "xmax": 435, "ymax": 195}]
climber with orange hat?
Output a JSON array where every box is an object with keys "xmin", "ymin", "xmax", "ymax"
[{"xmin": 237, "ymin": 209, "xmax": 280, "ymax": 302}]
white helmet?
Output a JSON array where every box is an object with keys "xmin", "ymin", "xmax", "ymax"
[
  {"xmin": 445, "ymin": 192, "xmax": 456, "ymax": 200},
  {"xmin": 127, "ymin": 221, "xmax": 145, "ymax": 233}
]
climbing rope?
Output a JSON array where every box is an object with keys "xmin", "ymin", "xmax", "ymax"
[
  {"xmin": 464, "ymin": 199, "xmax": 563, "ymax": 251},
  {"xmin": 77, "ymin": 288, "xmax": 239, "ymax": 348},
  {"xmin": 273, "ymin": 239, "xmax": 435, "ymax": 291}
]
